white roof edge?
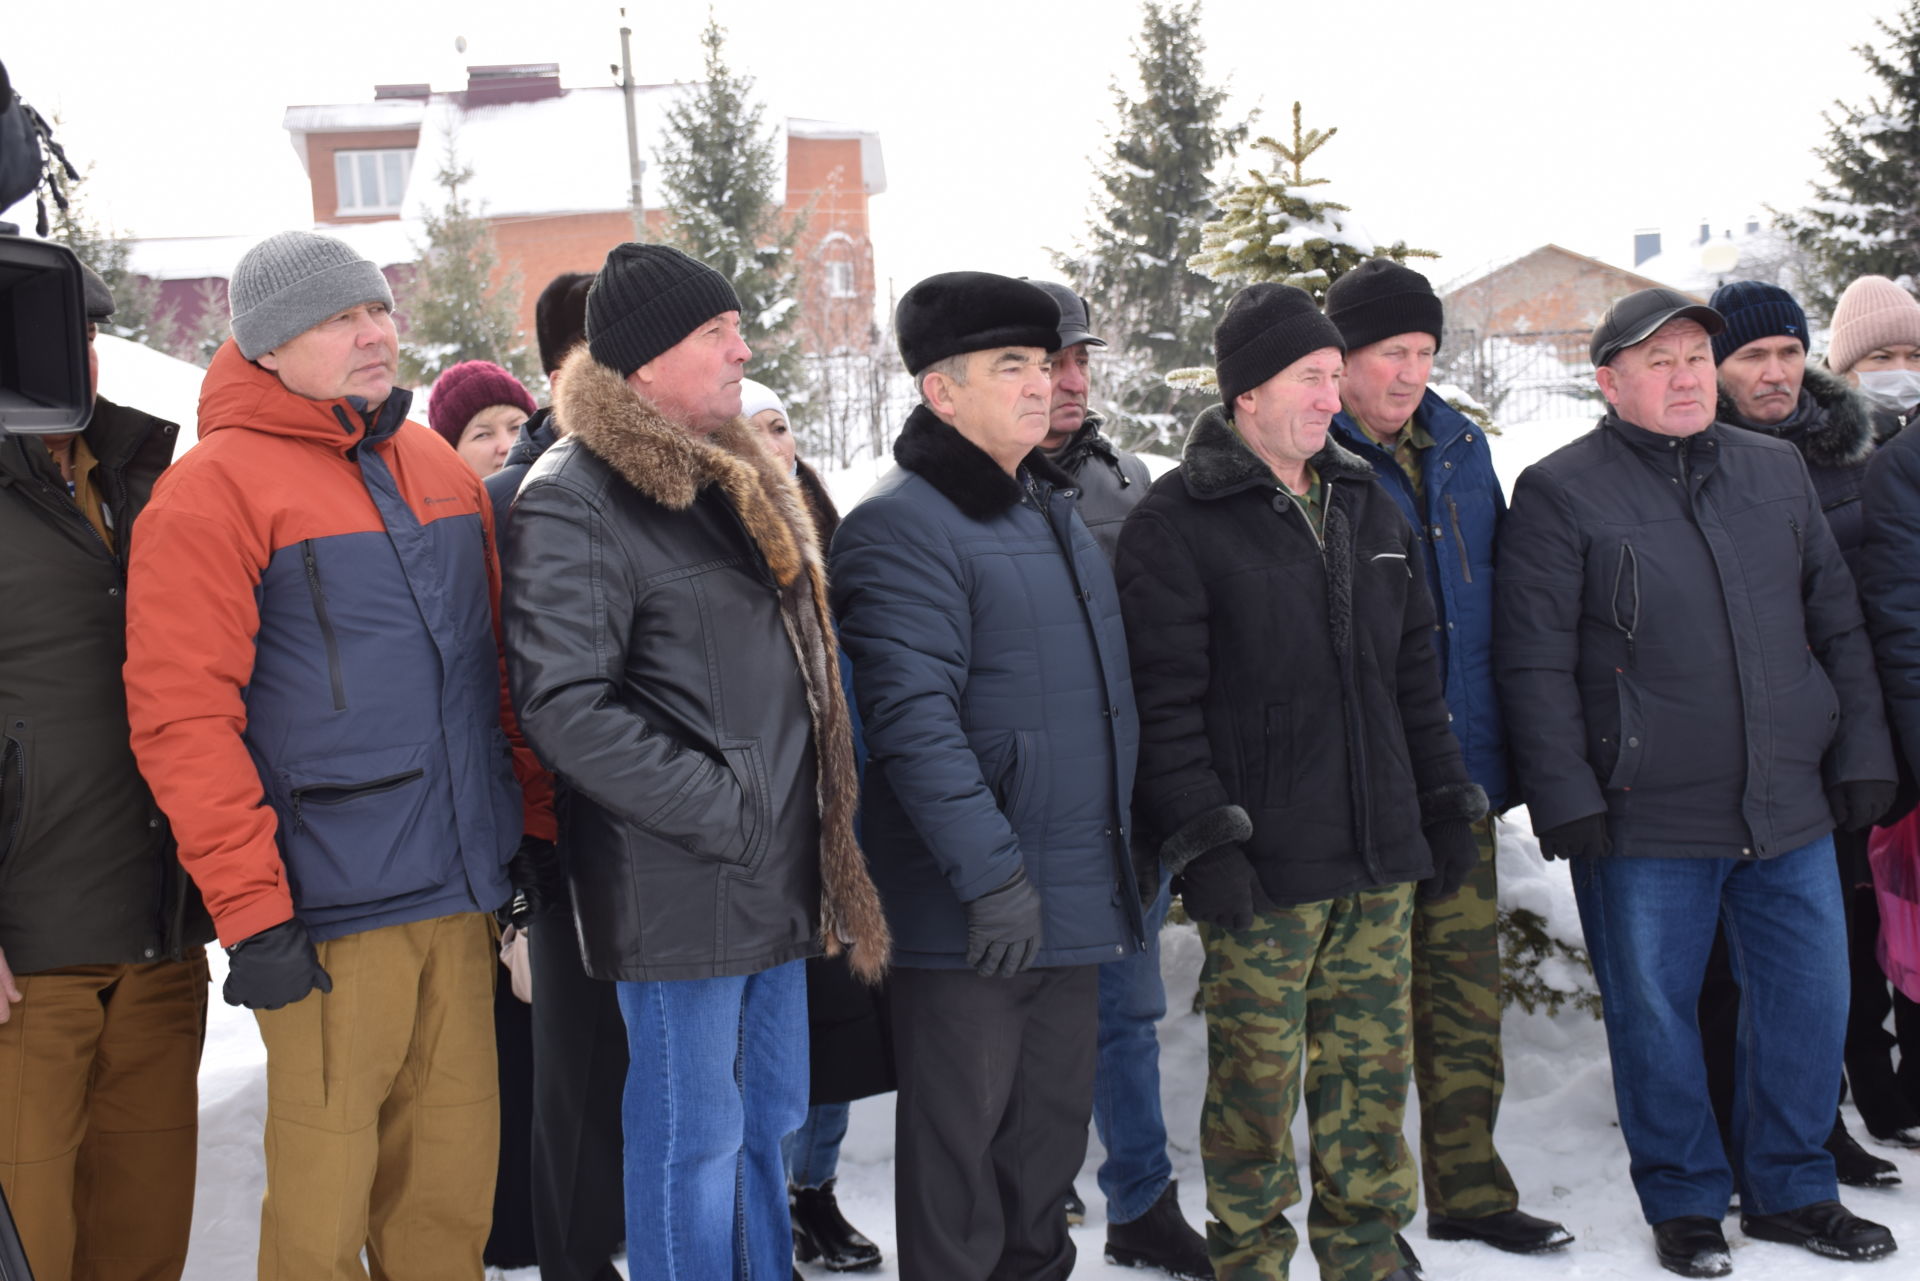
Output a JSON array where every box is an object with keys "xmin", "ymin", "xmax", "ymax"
[
  {"xmin": 283, "ymin": 101, "xmax": 429, "ymax": 135},
  {"xmin": 787, "ymin": 116, "xmax": 879, "ymax": 139}
]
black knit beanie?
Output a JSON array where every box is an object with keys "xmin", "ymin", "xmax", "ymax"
[
  {"xmin": 1214, "ymin": 283, "xmax": 1346, "ymax": 405},
  {"xmin": 1324, "ymin": 258, "xmax": 1444, "ymax": 354},
  {"xmin": 586, "ymin": 244, "xmax": 741, "ymax": 377},
  {"xmin": 1707, "ymin": 280, "xmax": 1808, "ymax": 364}
]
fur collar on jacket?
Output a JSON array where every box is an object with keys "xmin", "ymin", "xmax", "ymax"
[
  {"xmin": 1180, "ymin": 402, "xmax": 1376, "ymax": 500},
  {"xmin": 893, "ymin": 403, "xmax": 1079, "ymax": 520},
  {"xmin": 1716, "ymin": 364, "xmax": 1875, "ymax": 470},
  {"xmin": 555, "ymin": 351, "xmax": 890, "ymax": 980}
]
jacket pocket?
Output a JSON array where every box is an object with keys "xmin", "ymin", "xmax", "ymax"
[
  {"xmin": 0, "ymin": 714, "xmax": 27, "ymax": 872},
  {"xmin": 301, "ymin": 540, "xmax": 347, "ymax": 712},
  {"xmin": 1262, "ymin": 702, "xmax": 1293, "ymax": 807},
  {"xmin": 1446, "ymin": 496, "xmax": 1474, "ymax": 584},
  {"xmin": 717, "ymin": 742, "xmax": 769, "ymax": 872},
  {"xmin": 1610, "ymin": 542, "xmax": 1640, "ymax": 660},
  {"xmin": 1602, "ymin": 672, "xmax": 1645, "ymax": 792},
  {"xmin": 275, "ymin": 742, "xmax": 448, "ymax": 910}
]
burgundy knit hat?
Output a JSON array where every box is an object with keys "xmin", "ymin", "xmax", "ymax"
[{"xmin": 427, "ymin": 360, "xmax": 537, "ymax": 445}]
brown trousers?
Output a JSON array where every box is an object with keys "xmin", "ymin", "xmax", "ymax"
[
  {"xmin": 253, "ymin": 912, "xmax": 498, "ymax": 1281},
  {"xmin": 0, "ymin": 952, "xmax": 210, "ymax": 1281}
]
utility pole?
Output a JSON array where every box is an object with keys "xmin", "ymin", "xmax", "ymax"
[{"xmin": 618, "ymin": 12, "xmax": 646, "ymax": 239}]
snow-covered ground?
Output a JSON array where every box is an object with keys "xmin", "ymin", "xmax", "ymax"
[
  {"xmin": 168, "ymin": 411, "xmax": 1920, "ymax": 1277},
  {"xmin": 181, "ymin": 812, "xmax": 1920, "ymax": 1279}
]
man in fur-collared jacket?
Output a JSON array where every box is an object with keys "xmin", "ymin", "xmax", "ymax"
[
  {"xmin": 831, "ymin": 271, "xmax": 1145, "ymax": 1281},
  {"xmin": 1115, "ymin": 282, "xmax": 1486, "ymax": 1281},
  {"xmin": 500, "ymin": 243, "xmax": 889, "ymax": 1281}
]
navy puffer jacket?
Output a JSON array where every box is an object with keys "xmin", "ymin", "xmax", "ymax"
[{"xmin": 830, "ymin": 406, "xmax": 1144, "ymax": 969}]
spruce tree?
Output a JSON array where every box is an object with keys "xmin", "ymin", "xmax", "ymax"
[
  {"xmin": 1057, "ymin": 0, "xmax": 1248, "ymax": 452},
  {"xmin": 1169, "ymin": 104, "xmax": 1435, "ymax": 393},
  {"xmin": 48, "ymin": 161, "xmax": 171, "ymax": 352},
  {"xmin": 1776, "ymin": 0, "xmax": 1920, "ymax": 314},
  {"xmin": 397, "ymin": 140, "xmax": 533, "ymax": 386},
  {"xmin": 656, "ymin": 13, "xmax": 806, "ymax": 398}
]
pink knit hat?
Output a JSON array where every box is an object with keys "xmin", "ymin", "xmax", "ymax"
[
  {"xmin": 1828, "ymin": 276, "xmax": 1920, "ymax": 374},
  {"xmin": 427, "ymin": 360, "xmax": 536, "ymax": 445}
]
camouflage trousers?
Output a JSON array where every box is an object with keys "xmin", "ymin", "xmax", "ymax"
[
  {"xmin": 1410, "ymin": 817, "xmax": 1519, "ymax": 1218},
  {"xmin": 1197, "ymin": 883, "xmax": 1417, "ymax": 1281}
]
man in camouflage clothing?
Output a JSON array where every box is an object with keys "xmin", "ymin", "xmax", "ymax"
[
  {"xmin": 1116, "ymin": 283, "xmax": 1487, "ymax": 1281},
  {"xmin": 1324, "ymin": 262, "xmax": 1572, "ymax": 1254}
]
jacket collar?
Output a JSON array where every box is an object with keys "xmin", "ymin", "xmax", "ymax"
[
  {"xmin": 1715, "ymin": 364, "xmax": 1875, "ymax": 470},
  {"xmin": 1048, "ymin": 412, "xmax": 1121, "ymax": 471},
  {"xmin": 1179, "ymin": 402, "xmax": 1376, "ymax": 501},
  {"xmin": 1332, "ymin": 387, "xmax": 1476, "ymax": 458},
  {"xmin": 893, "ymin": 403, "xmax": 1077, "ymax": 521},
  {"xmin": 554, "ymin": 348, "xmax": 814, "ymax": 587},
  {"xmin": 0, "ymin": 395, "xmax": 177, "ymax": 491},
  {"xmin": 504, "ymin": 405, "xmax": 560, "ymax": 469},
  {"xmin": 196, "ymin": 339, "xmax": 413, "ymax": 454}
]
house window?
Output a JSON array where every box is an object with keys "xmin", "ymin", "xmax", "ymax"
[
  {"xmin": 334, "ymin": 149, "xmax": 413, "ymax": 214},
  {"xmin": 825, "ymin": 260, "xmax": 856, "ymax": 299}
]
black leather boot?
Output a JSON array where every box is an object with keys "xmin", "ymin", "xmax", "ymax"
[
  {"xmin": 1104, "ymin": 1179, "xmax": 1212, "ymax": 1279},
  {"xmin": 790, "ymin": 1179, "xmax": 882, "ymax": 1272}
]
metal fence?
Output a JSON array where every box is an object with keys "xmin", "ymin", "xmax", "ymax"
[{"xmin": 1438, "ymin": 327, "xmax": 1606, "ymax": 426}]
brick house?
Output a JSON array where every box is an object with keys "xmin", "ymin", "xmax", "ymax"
[{"xmin": 131, "ymin": 63, "xmax": 885, "ymax": 373}]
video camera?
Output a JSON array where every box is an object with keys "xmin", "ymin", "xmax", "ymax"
[{"xmin": 0, "ymin": 59, "xmax": 90, "ymax": 436}]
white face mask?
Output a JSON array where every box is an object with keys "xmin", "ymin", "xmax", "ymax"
[{"xmin": 1855, "ymin": 368, "xmax": 1920, "ymax": 412}]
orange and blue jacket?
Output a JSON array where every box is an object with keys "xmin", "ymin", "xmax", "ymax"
[{"xmin": 124, "ymin": 340, "xmax": 552, "ymax": 946}]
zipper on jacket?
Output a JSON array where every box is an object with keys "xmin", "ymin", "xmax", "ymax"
[
  {"xmin": 0, "ymin": 731, "xmax": 22, "ymax": 867},
  {"xmin": 1611, "ymin": 542, "xmax": 1640, "ymax": 666},
  {"xmin": 302, "ymin": 540, "xmax": 348, "ymax": 712},
  {"xmin": 289, "ymin": 769, "xmax": 425, "ymax": 832},
  {"xmin": 1789, "ymin": 515, "xmax": 1803, "ymax": 561},
  {"xmin": 1446, "ymin": 495, "xmax": 1473, "ymax": 583}
]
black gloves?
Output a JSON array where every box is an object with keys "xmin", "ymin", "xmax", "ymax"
[
  {"xmin": 504, "ymin": 835, "xmax": 564, "ymax": 929},
  {"xmin": 965, "ymin": 868, "xmax": 1045, "ymax": 978},
  {"xmin": 1419, "ymin": 818, "xmax": 1480, "ymax": 903},
  {"xmin": 1537, "ymin": 813, "xmax": 1610, "ymax": 861},
  {"xmin": 1175, "ymin": 845, "xmax": 1274, "ymax": 931},
  {"xmin": 1829, "ymin": 780, "xmax": 1897, "ymax": 832},
  {"xmin": 223, "ymin": 918, "xmax": 332, "ymax": 1010}
]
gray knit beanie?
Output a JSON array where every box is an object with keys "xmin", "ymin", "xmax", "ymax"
[{"xmin": 228, "ymin": 231, "xmax": 394, "ymax": 360}]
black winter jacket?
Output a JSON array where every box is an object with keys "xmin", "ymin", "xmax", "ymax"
[
  {"xmin": 0, "ymin": 397, "xmax": 212, "ymax": 973},
  {"xmin": 1497, "ymin": 414, "xmax": 1893, "ymax": 859},
  {"xmin": 1115, "ymin": 405, "xmax": 1485, "ymax": 906},
  {"xmin": 830, "ymin": 406, "xmax": 1143, "ymax": 969},
  {"xmin": 1048, "ymin": 414, "xmax": 1152, "ymax": 560},
  {"xmin": 1718, "ymin": 366, "xmax": 1877, "ymax": 580},
  {"xmin": 1861, "ymin": 419, "xmax": 1920, "ymax": 774},
  {"xmin": 503, "ymin": 353, "xmax": 887, "ymax": 983},
  {"xmin": 484, "ymin": 405, "xmax": 559, "ymax": 534}
]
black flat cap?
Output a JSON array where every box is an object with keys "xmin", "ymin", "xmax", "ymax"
[
  {"xmin": 1026, "ymin": 279, "xmax": 1107, "ymax": 349},
  {"xmin": 1591, "ymin": 287, "xmax": 1723, "ymax": 368}
]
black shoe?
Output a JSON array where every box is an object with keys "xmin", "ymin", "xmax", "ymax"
[
  {"xmin": 790, "ymin": 1179, "xmax": 882, "ymax": 1272},
  {"xmin": 1429, "ymin": 1207, "xmax": 1575, "ymax": 1254},
  {"xmin": 1741, "ymin": 1200, "xmax": 1897, "ymax": 1261},
  {"xmin": 1866, "ymin": 1123, "xmax": 1920, "ymax": 1149},
  {"xmin": 1654, "ymin": 1216, "xmax": 1733, "ymax": 1277},
  {"xmin": 1065, "ymin": 1185, "xmax": 1086, "ymax": 1226},
  {"xmin": 1829, "ymin": 1122, "xmax": 1902, "ymax": 1187},
  {"xmin": 1105, "ymin": 1180, "xmax": 1212, "ymax": 1279}
]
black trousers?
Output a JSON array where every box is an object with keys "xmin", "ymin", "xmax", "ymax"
[
  {"xmin": 484, "ymin": 971, "xmax": 538, "ymax": 1267},
  {"xmin": 891, "ymin": 963, "xmax": 1099, "ymax": 1281},
  {"xmin": 528, "ymin": 903, "xmax": 630, "ymax": 1281}
]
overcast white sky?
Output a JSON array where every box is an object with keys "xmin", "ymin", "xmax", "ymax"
[{"xmin": 3, "ymin": 0, "xmax": 1903, "ymax": 306}]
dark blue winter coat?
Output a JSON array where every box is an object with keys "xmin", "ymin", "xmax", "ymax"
[
  {"xmin": 1331, "ymin": 390, "xmax": 1509, "ymax": 809},
  {"xmin": 830, "ymin": 406, "xmax": 1144, "ymax": 970},
  {"xmin": 1862, "ymin": 419, "xmax": 1920, "ymax": 770}
]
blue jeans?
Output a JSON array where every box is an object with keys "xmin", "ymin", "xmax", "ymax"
[
  {"xmin": 1094, "ymin": 879, "xmax": 1174, "ymax": 1224},
  {"xmin": 1572, "ymin": 837, "xmax": 1845, "ymax": 1223},
  {"xmin": 783, "ymin": 1101, "xmax": 850, "ymax": 1189},
  {"xmin": 616, "ymin": 959, "xmax": 808, "ymax": 1280}
]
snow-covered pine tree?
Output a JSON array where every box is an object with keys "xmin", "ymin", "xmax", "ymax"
[
  {"xmin": 656, "ymin": 13, "xmax": 806, "ymax": 399},
  {"xmin": 397, "ymin": 140, "xmax": 533, "ymax": 386},
  {"xmin": 48, "ymin": 161, "xmax": 171, "ymax": 353},
  {"xmin": 1056, "ymin": 0, "xmax": 1248, "ymax": 452},
  {"xmin": 1169, "ymin": 103, "xmax": 1434, "ymax": 392},
  {"xmin": 1775, "ymin": 0, "xmax": 1920, "ymax": 314}
]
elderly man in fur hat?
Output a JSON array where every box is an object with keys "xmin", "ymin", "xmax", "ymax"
[
  {"xmin": 831, "ymin": 271, "xmax": 1145, "ymax": 1280},
  {"xmin": 500, "ymin": 242, "xmax": 889, "ymax": 1280}
]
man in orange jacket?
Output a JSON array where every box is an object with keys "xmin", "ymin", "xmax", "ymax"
[{"xmin": 123, "ymin": 230, "xmax": 551, "ymax": 1280}]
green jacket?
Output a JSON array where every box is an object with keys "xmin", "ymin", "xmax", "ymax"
[{"xmin": 0, "ymin": 397, "xmax": 212, "ymax": 973}]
